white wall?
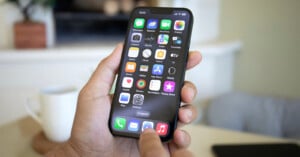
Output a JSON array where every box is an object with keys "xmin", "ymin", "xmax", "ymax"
[
  {"xmin": 0, "ymin": 3, "xmax": 22, "ymax": 49},
  {"xmin": 220, "ymin": 0, "xmax": 300, "ymax": 99}
]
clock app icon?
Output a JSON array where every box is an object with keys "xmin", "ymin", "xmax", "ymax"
[{"xmin": 142, "ymin": 49, "xmax": 152, "ymax": 58}]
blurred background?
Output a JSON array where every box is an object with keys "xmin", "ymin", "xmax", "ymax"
[{"xmin": 0, "ymin": 0, "xmax": 299, "ymax": 140}]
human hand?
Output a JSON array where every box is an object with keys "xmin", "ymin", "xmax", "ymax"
[
  {"xmin": 46, "ymin": 44, "xmax": 202, "ymax": 157},
  {"xmin": 139, "ymin": 129, "xmax": 194, "ymax": 157}
]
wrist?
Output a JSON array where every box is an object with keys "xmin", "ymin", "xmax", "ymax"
[{"xmin": 45, "ymin": 142, "xmax": 80, "ymax": 157}]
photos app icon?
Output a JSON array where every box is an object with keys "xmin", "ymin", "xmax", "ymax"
[{"xmin": 174, "ymin": 20, "xmax": 185, "ymax": 31}]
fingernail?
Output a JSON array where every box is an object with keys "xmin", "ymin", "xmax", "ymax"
[
  {"xmin": 142, "ymin": 128, "xmax": 156, "ymax": 134},
  {"xmin": 185, "ymin": 110, "xmax": 193, "ymax": 123},
  {"xmin": 186, "ymin": 85, "xmax": 196, "ymax": 101}
]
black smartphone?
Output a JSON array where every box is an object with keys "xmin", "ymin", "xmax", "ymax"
[
  {"xmin": 109, "ymin": 7, "xmax": 193, "ymax": 142},
  {"xmin": 212, "ymin": 143, "xmax": 300, "ymax": 157}
]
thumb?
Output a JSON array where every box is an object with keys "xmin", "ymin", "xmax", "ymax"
[{"xmin": 139, "ymin": 129, "xmax": 168, "ymax": 157}]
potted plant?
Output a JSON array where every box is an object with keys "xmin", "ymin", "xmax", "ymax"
[{"xmin": 6, "ymin": 0, "xmax": 55, "ymax": 49}]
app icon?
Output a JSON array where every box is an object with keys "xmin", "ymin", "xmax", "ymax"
[
  {"xmin": 144, "ymin": 34, "xmax": 156, "ymax": 44},
  {"xmin": 125, "ymin": 62, "xmax": 136, "ymax": 73},
  {"xmin": 147, "ymin": 19, "xmax": 158, "ymax": 29},
  {"xmin": 149, "ymin": 80, "xmax": 161, "ymax": 91},
  {"xmin": 142, "ymin": 49, "xmax": 152, "ymax": 58},
  {"xmin": 156, "ymin": 123, "xmax": 169, "ymax": 136},
  {"xmin": 122, "ymin": 77, "xmax": 133, "ymax": 88},
  {"xmin": 136, "ymin": 79, "xmax": 147, "ymax": 89},
  {"xmin": 170, "ymin": 53, "xmax": 179, "ymax": 58},
  {"xmin": 157, "ymin": 34, "xmax": 169, "ymax": 45},
  {"xmin": 172, "ymin": 36, "xmax": 182, "ymax": 45},
  {"xmin": 174, "ymin": 20, "xmax": 185, "ymax": 31},
  {"xmin": 155, "ymin": 49, "xmax": 166, "ymax": 60},
  {"xmin": 128, "ymin": 120, "xmax": 140, "ymax": 132},
  {"xmin": 114, "ymin": 117, "xmax": 126, "ymax": 130},
  {"xmin": 131, "ymin": 33, "xmax": 142, "ymax": 43},
  {"xmin": 168, "ymin": 67, "xmax": 176, "ymax": 75},
  {"xmin": 119, "ymin": 92, "xmax": 130, "ymax": 104},
  {"xmin": 160, "ymin": 19, "xmax": 172, "ymax": 30},
  {"xmin": 134, "ymin": 18, "xmax": 145, "ymax": 29},
  {"xmin": 133, "ymin": 94, "xmax": 144, "ymax": 105},
  {"xmin": 128, "ymin": 47, "xmax": 139, "ymax": 58},
  {"xmin": 140, "ymin": 65, "xmax": 149, "ymax": 72},
  {"xmin": 163, "ymin": 81, "xmax": 176, "ymax": 93},
  {"xmin": 152, "ymin": 64, "xmax": 164, "ymax": 75},
  {"xmin": 142, "ymin": 121, "xmax": 154, "ymax": 131}
]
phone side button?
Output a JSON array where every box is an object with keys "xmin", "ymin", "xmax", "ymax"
[{"xmin": 136, "ymin": 111, "xmax": 150, "ymax": 118}]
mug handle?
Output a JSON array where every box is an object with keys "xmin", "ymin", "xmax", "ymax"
[{"xmin": 24, "ymin": 98, "xmax": 42, "ymax": 124}]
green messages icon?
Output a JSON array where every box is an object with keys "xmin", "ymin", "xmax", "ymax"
[
  {"xmin": 160, "ymin": 19, "xmax": 172, "ymax": 30},
  {"xmin": 114, "ymin": 117, "xmax": 126, "ymax": 130},
  {"xmin": 134, "ymin": 18, "xmax": 145, "ymax": 29}
]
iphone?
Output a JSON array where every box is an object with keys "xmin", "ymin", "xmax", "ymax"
[{"xmin": 109, "ymin": 7, "xmax": 193, "ymax": 141}]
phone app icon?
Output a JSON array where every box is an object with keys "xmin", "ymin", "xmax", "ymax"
[
  {"xmin": 160, "ymin": 19, "xmax": 172, "ymax": 30},
  {"xmin": 172, "ymin": 36, "xmax": 182, "ymax": 45},
  {"xmin": 155, "ymin": 49, "xmax": 166, "ymax": 60},
  {"xmin": 163, "ymin": 81, "xmax": 176, "ymax": 93},
  {"xmin": 136, "ymin": 79, "xmax": 147, "ymax": 89},
  {"xmin": 157, "ymin": 34, "xmax": 169, "ymax": 45},
  {"xmin": 122, "ymin": 77, "xmax": 133, "ymax": 88},
  {"xmin": 142, "ymin": 49, "xmax": 152, "ymax": 58},
  {"xmin": 174, "ymin": 20, "xmax": 185, "ymax": 31},
  {"xmin": 147, "ymin": 19, "xmax": 158, "ymax": 29},
  {"xmin": 149, "ymin": 80, "xmax": 161, "ymax": 91},
  {"xmin": 152, "ymin": 64, "xmax": 164, "ymax": 75},
  {"xmin": 140, "ymin": 65, "xmax": 149, "ymax": 72},
  {"xmin": 134, "ymin": 18, "xmax": 145, "ymax": 29},
  {"xmin": 133, "ymin": 94, "xmax": 144, "ymax": 105},
  {"xmin": 125, "ymin": 62, "xmax": 136, "ymax": 73},
  {"xmin": 142, "ymin": 121, "xmax": 154, "ymax": 132},
  {"xmin": 128, "ymin": 120, "xmax": 140, "ymax": 132},
  {"xmin": 128, "ymin": 47, "xmax": 139, "ymax": 58},
  {"xmin": 114, "ymin": 117, "xmax": 126, "ymax": 130},
  {"xmin": 131, "ymin": 33, "xmax": 142, "ymax": 43},
  {"xmin": 156, "ymin": 123, "xmax": 169, "ymax": 136},
  {"xmin": 119, "ymin": 92, "xmax": 130, "ymax": 104}
]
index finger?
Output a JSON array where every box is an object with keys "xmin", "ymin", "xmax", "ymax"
[{"xmin": 139, "ymin": 129, "xmax": 168, "ymax": 157}]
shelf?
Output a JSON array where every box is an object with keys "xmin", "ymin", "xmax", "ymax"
[
  {"xmin": 0, "ymin": 41, "xmax": 242, "ymax": 63},
  {"xmin": 54, "ymin": 12, "xmax": 130, "ymax": 21}
]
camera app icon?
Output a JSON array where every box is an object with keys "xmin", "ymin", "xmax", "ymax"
[{"xmin": 131, "ymin": 33, "xmax": 142, "ymax": 43}]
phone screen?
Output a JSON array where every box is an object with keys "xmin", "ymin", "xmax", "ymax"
[{"xmin": 109, "ymin": 7, "xmax": 193, "ymax": 141}]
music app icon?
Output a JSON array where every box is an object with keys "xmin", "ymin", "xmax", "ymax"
[{"xmin": 156, "ymin": 123, "xmax": 168, "ymax": 136}]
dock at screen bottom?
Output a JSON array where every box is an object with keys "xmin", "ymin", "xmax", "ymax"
[{"xmin": 113, "ymin": 117, "xmax": 169, "ymax": 136}]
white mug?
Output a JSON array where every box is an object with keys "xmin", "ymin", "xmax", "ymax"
[{"xmin": 25, "ymin": 85, "xmax": 78, "ymax": 142}]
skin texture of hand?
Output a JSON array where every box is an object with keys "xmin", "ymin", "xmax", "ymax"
[
  {"xmin": 139, "ymin": 129, "xmax": 194, "ymax": 157},
  {"xmin": 46, "ymin": 44, "xmax": 202, "ymax": 157}
]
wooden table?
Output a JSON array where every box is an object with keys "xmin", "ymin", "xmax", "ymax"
[{"xmin": 0, "ymin": 117, "xmax": 295, "ymax": 157}]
